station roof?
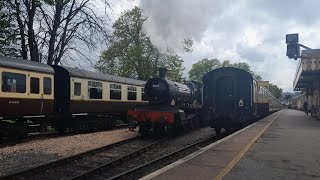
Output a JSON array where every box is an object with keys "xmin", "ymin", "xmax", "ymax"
[
  {"xmin": 293, "ymin": 49, "xmax": 320, "ymax": 91},
  {"xmin": 0, "ymin": 55, "xmax": 54, "ymax": 74}
]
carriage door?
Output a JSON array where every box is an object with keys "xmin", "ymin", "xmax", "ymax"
[
  {"xmin": 216, "ymin": 77, "xmax": 234, "ymax": 113},
  {"xmin": 30, "ymin": 76, "xmax": 42, "ymax": 114}
]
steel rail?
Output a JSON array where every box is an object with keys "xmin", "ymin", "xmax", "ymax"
[
  {"xmin": 0, "ymin": 136, "xmax": 140, "ymax": 180},
  {"xmin": 106, "ymin": 135, "xmax": 217, "ymax": 180},
  {"xmin": 69, "ymin": 138, "xmax": 167, "ymax": 180}
]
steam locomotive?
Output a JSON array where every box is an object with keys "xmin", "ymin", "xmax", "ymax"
[{"xmin": 127, "ymin": 68, "xmax": 202, "ymax": 135}]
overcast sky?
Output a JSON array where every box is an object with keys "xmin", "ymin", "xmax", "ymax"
[{"xmin": 105, "ymin": 0, "xmax": 320, "ymax": 92}]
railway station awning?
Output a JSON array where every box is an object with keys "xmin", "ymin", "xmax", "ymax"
[{"xmin": 293, "ymin": 49, "xmax": 320, "ymax": 91}]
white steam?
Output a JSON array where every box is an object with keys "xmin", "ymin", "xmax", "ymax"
[{"xmin": 140, "ymin": 0, "xmax": 233, "ymax": 51}]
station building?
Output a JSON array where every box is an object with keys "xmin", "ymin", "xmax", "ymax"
[{"xmin": 293, "ymin": 49, "xmax": 320, "ymax": 116}]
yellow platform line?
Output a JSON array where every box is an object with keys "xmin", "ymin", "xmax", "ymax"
[{"xmin": 214, "ymin": 111, "xmax": 282, "ymax": 180}]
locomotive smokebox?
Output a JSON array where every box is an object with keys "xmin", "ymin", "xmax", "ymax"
[{"xmin": 158, "ymin": 68, "xmax": 168, "ymax": 79}]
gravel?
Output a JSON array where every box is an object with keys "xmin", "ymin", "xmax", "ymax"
[{"xmin": 0, "ymin": 128, "xmax": 138, "ymax": 177}]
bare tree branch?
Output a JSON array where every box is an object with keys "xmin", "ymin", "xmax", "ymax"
[{"xmin": 7, "ymin": 0, "xmax": 111, "ymax": 65}]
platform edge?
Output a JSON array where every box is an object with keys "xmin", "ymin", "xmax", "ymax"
[{"xmin": 139, "ymin": 111, "xmax": 281, "ymax": 180}]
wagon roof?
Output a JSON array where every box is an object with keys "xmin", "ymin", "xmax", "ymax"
[
  {"xmin": 203, "ymin": 67, "xmax": 252, "ymax": 79},
  {"xmin": 0, "ymin": 55, "xmax": 54, "ymax": 74},
  {"xmin": 63, "ymin": 66, "xmax": 146, "ymax": 86}
]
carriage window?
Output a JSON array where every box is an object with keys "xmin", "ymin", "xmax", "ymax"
[
  {"xmin": 127, "ymin": 86, "xmax": 137, "ymax": 100},
  {"xmin": 30, "ymin": 77, "xmax": 40, "ymax": 94},
  {"xmin": 88, "ymin": 81, "xmax": 102, "ymax": 99},
  {"xmin": 2, "ymin": 72, "xmax": 26, "ymax": 93},
  {"xmin": 110, "ymin": 84, "xmax": 121, "ymax": 100},
  {"xmin": 141, "ymin": 88, "xmax": 147, "ymax": 101},
  {"xmin": 74, "ymin": 82, "xmax": 81, "ymax": 96},
  {"xmin": 43, "ymin": 77, "xmax": 52, "ymax": 95}
]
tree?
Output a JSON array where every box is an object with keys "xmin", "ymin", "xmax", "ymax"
[
  {"xmin": 221, "ymin": 60, "xmax": 232, "ymax": 67},
  {"xmin": 0, "ymin": 1, "xmax": 20, "ymax": 57},
  {"xmin": 269, "ymin": 83, "xmax": 283, "ymax": 99},
  {"xmin": 6, "ymin": 0, "xmax": 110, "ymax": 65},
  {"xmin": 162, "ymin": 53, "xmax": 185, "ymax": 81},
  {"xmin": 96, "ymin": 7, "xmax": 186, "ymax": 81},
  {"xmin": 188, "ymin": 58, "xmax": 221, "ymax": 82},
  {"xmin": 189, "ymin": 59, "xmax": 262, "ymax": 82},
  {"xmin": 221, "ymin": 60, "xmax": 262, "ymax": 80}
]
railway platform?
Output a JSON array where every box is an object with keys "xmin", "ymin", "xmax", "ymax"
[{"xmin": 140, "ymin": 109, "xmax": 320, "ymax": 180}]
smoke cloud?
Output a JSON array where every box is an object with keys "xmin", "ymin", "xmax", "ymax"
[{"xmin": 140, "ymin": 0, "xmax": 233, "ymax": 51}]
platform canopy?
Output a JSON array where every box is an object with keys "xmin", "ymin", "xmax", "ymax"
[{"xmin": 293, "ymin": 49, "xmax": 320, "ymax": 91}]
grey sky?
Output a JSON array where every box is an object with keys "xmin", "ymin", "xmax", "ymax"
[{"xmin": 99, "ymin": 0, "xmax": 320, "ymax": 92}]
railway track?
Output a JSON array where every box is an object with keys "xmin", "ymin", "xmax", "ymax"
[
  {"xmin": 90, "ymin": 135, "xmax": 219, "ymax": 180},
  {"xmin": 0, "ymin": 135, "xmax": 150, "ymax": 180},
  {"xmin": 70, "ymin": 129, "xmax": 236, "ymax": 180},
  {"xmin": 0, "ymin": 130, "xmax": 225, "ymax": 180},
  {"xmin": 0, "ymin": 124, "xmax": 130, "ymax": 147}
]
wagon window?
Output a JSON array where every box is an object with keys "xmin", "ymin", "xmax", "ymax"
[
  {"xmin": 74, "ymin": 82, "xmax": 81, "ymax": 96},
  {"xmin": 141, "ymin": 88, "xmax": 147, "ymax": 101},
  {"xmin": 110, "ymin": 84, "xmax": 121, "ymax": 100},
  {"xmin": 43, "ymin": 77, "xmax": 52, "ymax": 95},
  {"xmin": 127, "ymin": 86, "xmax": 137, "ymax": 100},
  {"xmin": 30, "ymin": 77, "xmax": 40, "ymax": 94},
  {"xmin": 88, "ymin": 81, "xmax": 102, "ymax": 99},
  {"xmin": 1, "ymin": 72, "xmax": 26, "ymax": 93}
]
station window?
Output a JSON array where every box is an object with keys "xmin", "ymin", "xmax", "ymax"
[
  {"xmin": 1, "ymin": 72, "xmax": 26, "ymax": 93},
  {"xmin": 88, "ymin": 81, "xmax": 102, "ymax": 99},
  {"xmin": 30, "ymin": 77, "xmax": 40, "ymax": 94},
  {"xmin": 110, "ymin": 84, "xmax": 121, "ymax": 100},
  {"xmin": 127, "ymin": 86, "xmax": 137, "ymax": 100},
  {"xmin": 74, "ymin": 82, "xmax": 81, "ymax": 96},
  {"xmin": 43, "ymin": 77, "xmax": 52, "ymax": 95},
  {"xmin": 141, "ymin": 88, "xmax": 147, "ymax": 101}
]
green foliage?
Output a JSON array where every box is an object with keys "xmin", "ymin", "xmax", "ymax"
[
  {"xmin": 221, "ymin": 60, "xmax": 262, "ymax": 80},
  {"xmin": 162, "ymin": 54, "xmax": 185, "ymax": 81},
  {"xmin": 269, "ymin": 83, "xmax": 283, "ymax": 99},
  {"xmin": 188, "ymin": 58, "xmax": 220, "ymax": 82},
  {"xmin": 96, "ymin": 7, "xmax": 186, "ymax": 81},
  {"xmin": 0, "ymin": 1, "xmax": 20, "ymax": 57},
  {"xmin": 188, "ymin": 59, "xmax": 262, "ymax": 82}
]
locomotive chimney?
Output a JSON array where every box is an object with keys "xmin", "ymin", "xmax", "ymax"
[{"xmin": 158, "ymin": 68, "xmax": 168, "ymax": 79}]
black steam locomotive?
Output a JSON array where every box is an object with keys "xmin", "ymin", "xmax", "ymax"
[{"xmin": 128, "ymin": 68, "xmax": 202, "ymax": 134}]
